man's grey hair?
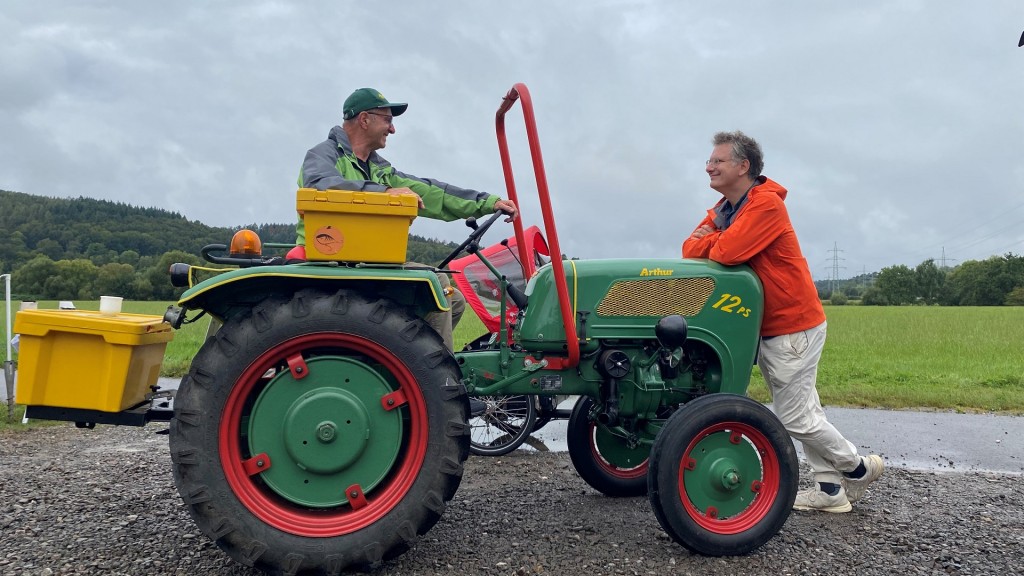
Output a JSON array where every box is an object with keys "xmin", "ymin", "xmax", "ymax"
[{"xmin": 713, "ymin": 131, "xmax": 764, "ymax": 179}]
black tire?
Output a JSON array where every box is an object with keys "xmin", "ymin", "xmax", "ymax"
[
  {"xmin": 469, "ymin": 394, "xmax": 537, "ymax": 456},
  {"xmin": 566, "ymin": 396, "xmax": 650, "ymax": 497},
  {"xmin": 169, "ymin": 288, "xmax": 469, "ymax": 575},
  {"xmin": 647, "ymin": 394, "xmax": 798, "ymax": 556}
]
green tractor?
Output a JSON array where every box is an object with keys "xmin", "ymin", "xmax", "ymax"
[{"xmin": 17, "ymin": 83, "xmax": 799, "ymax": 575}]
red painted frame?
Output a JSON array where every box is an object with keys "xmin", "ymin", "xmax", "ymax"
[{"xmin": 495, "ymin": 83, "xmax": 580, "ymax": 369}]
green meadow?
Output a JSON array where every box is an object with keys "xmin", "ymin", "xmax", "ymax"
[
  {"xmin": 777, "ymin": 306, "xmax": 1024, "ymax": 414},
  {"xmin": 445, "ymin": 306, "xmax": 1022, "ymax": 414},
  {"xmin": 3, "ymin": 302, "xmax": 1023, "ymax": 418}
]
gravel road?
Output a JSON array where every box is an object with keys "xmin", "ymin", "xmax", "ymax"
[{"xmin": 2, "ymin": 424, "xmax": 1022, "ymax": 576}]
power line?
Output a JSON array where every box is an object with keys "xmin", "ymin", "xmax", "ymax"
[
  {"xmin": 938, "ymin": 247, "xmax": 958, "ymax": 269},
  {"xmin": 826, "ymin": 242, "xmax": 846, "ymax": 293},
  {"xmin": 891, "ymin": 201, "xmax": 1024, "ymax": 263}
]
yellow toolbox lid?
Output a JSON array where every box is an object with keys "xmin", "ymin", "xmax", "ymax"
[
  {"xmin": 296, "ymin": 188, "xmax": 419, "ymax": 210},
  {"xmin": 14, "ymin": 309, "xmax": 173, "ymax": 337}
]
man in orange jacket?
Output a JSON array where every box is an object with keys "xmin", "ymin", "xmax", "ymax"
[{"xmin": 682, "ymin": 131, "xmax": 883, "ymax": 512}]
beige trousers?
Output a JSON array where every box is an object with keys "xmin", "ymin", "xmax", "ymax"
[{"xmin": 757, "ymin": 322, "xmax": 860, "ymax": 484}]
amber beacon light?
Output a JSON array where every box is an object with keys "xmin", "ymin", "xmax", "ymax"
[{"xmin": 229, "ymin": 229, "xmax": 263, "ymax": 258}]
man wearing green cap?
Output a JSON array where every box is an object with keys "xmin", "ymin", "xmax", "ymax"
[{"xmin": 295, "ymin": 87, "xmax": 518, "ymax": 353}]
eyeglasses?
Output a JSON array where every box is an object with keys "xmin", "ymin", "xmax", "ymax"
[
  {"xmin": 365, "ymin": 111, "xmax": 394, "ymax": 125},
  {"xmin": 705, "ymin": 158, "xmax": 736, "ymax": 167}
]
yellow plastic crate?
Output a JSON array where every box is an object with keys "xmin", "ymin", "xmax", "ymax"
[
  {"xmin": 297, "ymin": 188, "xmax": 418, "ymax": 263},
  {"xmin": 14, "ymin": 309, "xmax": 174, "ymax": 412}
]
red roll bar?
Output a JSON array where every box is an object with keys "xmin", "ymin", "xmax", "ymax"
[{"xmin": 495, "ymin": 83, "xmax": 579, "ymax": 369}]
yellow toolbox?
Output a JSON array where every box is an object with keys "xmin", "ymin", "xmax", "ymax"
[
  {"xmin": 13, "ymin": 309, "xmax": 174, "ymax": 412},
  {"xmin": 297, "ymin": 188, "xmax": 418, "ymax": 263}
]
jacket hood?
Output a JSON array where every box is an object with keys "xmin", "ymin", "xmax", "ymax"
[
  {"xmin": 328, "ymin": 126, "xmax": 353, "ymax": 154},
  {"xmin": 327, "ymin": 125, "xmax": 389, "ymax": 166},
  {"xmin": 752, "ymin": 175, "xmax": 787, "ymax": 201},
  {"xmin": 711, "ymin": 175, "xmax": 788, "ymax": 229}
]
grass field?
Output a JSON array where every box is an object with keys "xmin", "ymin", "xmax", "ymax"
[
  {"xmin": 3, "ymin": 301, "xmax": 1022, "ymax": 420},
  {"xmin": 801, "ymin": 306, "xmax": 1024, "ymax": 413}
]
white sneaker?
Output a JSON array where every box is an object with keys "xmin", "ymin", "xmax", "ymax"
[
  {"xmin": 844, "ymin": 455, "xmax": 884, "ymax": 503},
  {"xmin": 793, "ymin": 485, "xmax": 852, "ymax": 513}
]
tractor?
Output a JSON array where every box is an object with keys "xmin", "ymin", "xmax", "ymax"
[{"xmin": 13, "ymin": 83, "xmax": 798, "ymax": 575}]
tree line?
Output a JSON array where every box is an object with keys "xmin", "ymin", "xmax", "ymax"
[
  {"xmin": 1, "ymin": 190, "xmax": 456, "ymax": 301},
  {"xmin": 816, "ymin": 255, "xmax": 1024, "ymax": 306},
  {"xmin": 4, "ymin": 189, "xmax": 1020, "ymax": 306}
]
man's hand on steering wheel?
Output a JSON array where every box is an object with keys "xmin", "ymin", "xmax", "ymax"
[{"xmin": 493, "ymin": 199, "xmax": 518, "ymax": 222}]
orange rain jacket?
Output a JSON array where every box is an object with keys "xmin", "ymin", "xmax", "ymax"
[{"xmin": 682, "ymin": 176, "xmax": 825, "ymax": 337}]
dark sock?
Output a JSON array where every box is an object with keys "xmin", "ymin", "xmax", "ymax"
[
  {"xmin": 845, "ymin": 459, "xmax": 867, "ymax": 479},
  {"xmin": 818, "ymin": 482, "xmax": 841, "ymax": 496}
]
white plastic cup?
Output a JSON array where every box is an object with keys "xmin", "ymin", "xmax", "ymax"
[{"xmin": 99, "ymin": 296, "xmax": 123, "ymax": 316}]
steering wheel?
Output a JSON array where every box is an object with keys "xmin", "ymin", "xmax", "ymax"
[{"xmin": 436, "ymin": 210, "xmax": 510, "ymax": 269}]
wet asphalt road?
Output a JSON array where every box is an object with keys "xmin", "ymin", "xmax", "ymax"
[
  {"xmin": 526, "ymin": 404, "xmax": 1024, "ymax": 474},
  {"xmin": 156, "ymin": 378, "xmax": 1024, "ymax": 475}
]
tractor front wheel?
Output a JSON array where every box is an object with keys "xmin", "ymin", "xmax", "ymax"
[
  {"xmin": 169, "ymin": 289, "xmax": 469, "ymax": 575},
  {"xmin": 647, "ymin": 394, "xmax": 797, "ymax": 556}
]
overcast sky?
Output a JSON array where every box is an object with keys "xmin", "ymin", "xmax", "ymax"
[{"xmin": 2, "ymin": 1, "xmax": 1021, "ymax": 279}]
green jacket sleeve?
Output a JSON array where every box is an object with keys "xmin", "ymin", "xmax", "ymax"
[{"xmin": 387, "ymin": 169, "xmax": 499, "ymax": 222}]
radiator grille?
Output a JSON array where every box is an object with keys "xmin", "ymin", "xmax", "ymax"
[{"xmin": 595, "ymin": 277, "xmax": 716, "ymax": 317}]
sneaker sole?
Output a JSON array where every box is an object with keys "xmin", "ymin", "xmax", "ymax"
[{"xmin": 793, "ymin": 501, "xmax": 853, "ymax": 513}]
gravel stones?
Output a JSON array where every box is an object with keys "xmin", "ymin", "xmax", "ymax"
[{"xmin": 2, "ymin": 424, "xmax": 1022, "ymax": 576}]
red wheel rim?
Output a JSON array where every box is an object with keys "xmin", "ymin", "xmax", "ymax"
[
  {"xmin": 677, "ymin": 421, "xmax": 780, "ymax": 534},
  {"xmin": 219, "ymin": 333, "xmax": 428, "ymax": 537},
  {"xmin": 589, "ymin": 424, "xmax": 649, "ymax": 479}
]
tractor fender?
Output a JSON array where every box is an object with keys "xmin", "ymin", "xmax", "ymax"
[{"xmin": 176, "ymin": 264, "xmax": 450, "ymax": 322}]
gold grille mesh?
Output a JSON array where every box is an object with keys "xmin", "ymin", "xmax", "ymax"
[{"xmin": 595, "ymin": 277, "xmax": 716, "ymax": 317}]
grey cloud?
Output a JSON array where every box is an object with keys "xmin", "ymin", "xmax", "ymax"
[{"xmin": 1, "ymin": 0, "xmax": 1021, "ymax": 278}]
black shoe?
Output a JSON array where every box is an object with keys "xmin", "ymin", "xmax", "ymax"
[{"xmin": 469, "ymin": 398, "xmax": 487, "ymax": 417}]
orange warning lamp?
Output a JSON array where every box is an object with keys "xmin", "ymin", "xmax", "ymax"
[{"xmin": 229, "ymin": 229, "xmax": 262, "ymax": 258}]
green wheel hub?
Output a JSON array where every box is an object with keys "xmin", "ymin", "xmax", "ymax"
[
  {"xmin": 247, "ymin": 356, "xmax": 403, "ymax": 508},
  {"xmin": 683, "ymin": 431, "xmax": 763, "ymax": 518},
  {"xmin": 594, "ymin": 425, "xmax": 650, "ymax": 469}
]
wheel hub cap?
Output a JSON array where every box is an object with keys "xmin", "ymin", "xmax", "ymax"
[
  {"xmin": 247, "ymin": 356, "xmax": 403, "ymax": 507},
  {"xmin": 283, "ymin": 390, "xmax": 369, "ymax": 474},
  {"xmin": 684, "ymin": 430, "xmax": 762, "ymax": 518}
]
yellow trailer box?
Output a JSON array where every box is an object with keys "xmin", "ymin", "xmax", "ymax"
[
  {"xmin": 297, "ymin": 188, "xmax": 418, "ymax": 263},
  {"xmin": 13, "ymin": 310, "xmax": 174, "ymax": 412}
]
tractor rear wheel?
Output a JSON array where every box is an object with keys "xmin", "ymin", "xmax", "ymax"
[
  {"xmin": 566, "ymin": 396, "xmax": 649, "ymax": 497},
  {"xmin": 647, "ymin": 394, "xmax": 797, "ymax": 556},
  {"xmin": 169, "ymin": 288, "xmax": 469, "ymax": 575}
]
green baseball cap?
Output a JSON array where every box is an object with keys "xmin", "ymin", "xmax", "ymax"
[{"xmin": 342, "ymin": 88, "xmax": 408, "ymax": 120}]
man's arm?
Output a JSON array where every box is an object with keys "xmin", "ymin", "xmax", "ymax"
[
  {"xmin": 705, "ymin": 196, "xmax": 789, "ymax": 265},
  {"xmin": 388, "ymin": 169, "xmax": 500, "ymax": 222},
  {"xmin": 682, "ymin": 213, "xmax": 718, "ymax": 258}
]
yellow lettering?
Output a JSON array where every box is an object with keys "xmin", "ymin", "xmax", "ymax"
[{"xmin": 639, "ymin": 268, "xmax": 674, "ymax": 277}]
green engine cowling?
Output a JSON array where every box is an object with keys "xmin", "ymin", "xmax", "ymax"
[{"xmin": 515, "ymin": 258, "xmax": 764, "ymax": 395}]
